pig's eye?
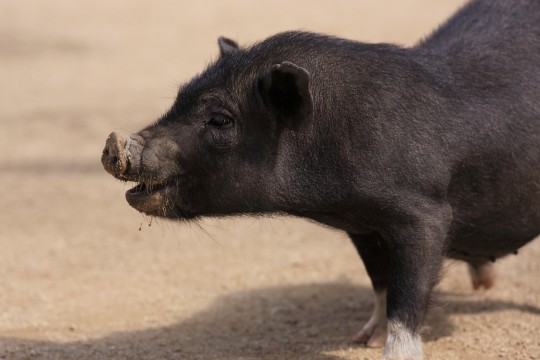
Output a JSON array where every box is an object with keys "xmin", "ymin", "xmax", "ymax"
[{"xmin": 207, "ymin": 115, "xmax": 233, "ymax": 128}]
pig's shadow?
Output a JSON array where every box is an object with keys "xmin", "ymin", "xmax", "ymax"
[{"xmin": 1, "ymin": 283, "xmax": 539, "ymax": 360}]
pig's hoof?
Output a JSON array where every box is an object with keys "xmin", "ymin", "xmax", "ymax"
[
  {"xmin": 382, "ymin": 321, "xmax": 423, "ymax": 360},
  {"xmin": 352, "ymin": 290, "xmax": 387, "ymax": 347},
  {"xmin": 353, "ymin": 325, "xmax": 387, "ymax": 347},
  {"xmin": 468, "ymin": 262, "xmax": 495, "ymax": 290}
]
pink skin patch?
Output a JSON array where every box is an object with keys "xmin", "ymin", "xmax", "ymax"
[{"xmin": 468, "ymin": 262, "xmax": 496, "ymax": 290}]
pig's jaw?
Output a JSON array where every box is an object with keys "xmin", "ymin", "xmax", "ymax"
[
  {"xmin": 125, "ymin": 180, "xmax": 176, "ymax": 217},
  {"xmin": 124, "ymin": 178, "xmax": 198, "ymax": 220}
]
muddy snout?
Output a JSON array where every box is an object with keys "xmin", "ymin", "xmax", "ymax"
[{"xmin": 101, "ymin": 132, "xmax": 145, "ymax": 180}]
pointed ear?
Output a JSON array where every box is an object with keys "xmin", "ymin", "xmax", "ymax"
[
  {"xmin": 218, "ymin": 36, "xmax": 239, "ymax": 56},
  {"xmin": 259, "ymin": 61, "xmax": 313, "ymax": 131}
]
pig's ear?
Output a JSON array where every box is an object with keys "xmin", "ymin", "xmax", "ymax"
[
  {"xmin": 259, "ymin": 61, "xmax": 313, "ymax": 131},
  {"xmin": 218, "ymin": 36, "xmax": 239, "ymax": 56}
]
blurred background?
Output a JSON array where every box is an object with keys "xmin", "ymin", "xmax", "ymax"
[{"xmin": 1, "ymin": 1, "xmax": 539, "ymax": 359}]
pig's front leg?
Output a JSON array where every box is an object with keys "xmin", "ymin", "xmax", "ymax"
[
  {"xmin": 350, "ymin": 232, "xmax": 390, "ymax": 348},
  {"xmin": 381, "ymin": 206, "xmax": 451, "ymax": 360},
  {"xmin": 351, "ymin": 204, "xmax": 450, "ymax": 360}
]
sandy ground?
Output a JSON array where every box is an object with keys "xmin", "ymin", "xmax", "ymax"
[{"xmin": 1, "ymin": 1, "xmax": 539, "ymax": 359}]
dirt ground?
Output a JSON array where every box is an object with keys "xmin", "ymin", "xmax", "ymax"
[{"xmin": 1, "ymin": 1, "xmax": 539, "ymax": 359}]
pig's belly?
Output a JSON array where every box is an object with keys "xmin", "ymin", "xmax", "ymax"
[
  {"xmin": 446, "ymin": 218, "xmax": 540, "ymax": 263},
  {"xmin": 443, "ymin": 124, "xmax": 540, "ymax": 263},
  {"xmin": 445, "ymin": 177, "xmax": 540, "ymax": 263}
]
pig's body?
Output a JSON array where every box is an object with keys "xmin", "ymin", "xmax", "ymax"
[
  {"xmin": 417, "ymin": 1, "xmax": 540, "ymax": 264},
  {"xmin": 102, "ymin": 0, "xmax": 540, "ymax": 359}
]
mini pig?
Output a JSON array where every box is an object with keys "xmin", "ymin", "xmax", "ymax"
[{"xmin": 102, "ymin": 0, "xmax": 540, "ymax": 358}]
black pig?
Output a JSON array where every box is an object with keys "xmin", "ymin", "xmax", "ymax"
[{"xmin": 102, "ymin": 0, "xmax": 540, "ymax": 358}]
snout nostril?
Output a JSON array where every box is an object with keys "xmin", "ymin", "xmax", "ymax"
[{"xmin": 102, "ymin": 131, "xmax": 139, "ymax": 177}]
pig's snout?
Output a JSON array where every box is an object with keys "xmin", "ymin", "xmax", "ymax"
[
  {"xmin": 102, "ymin": 132, "xmax": 145, "ymax": 180},
  {"xmin": 102, "ymin": 132, "xmax": 128, "ymax": 176}
]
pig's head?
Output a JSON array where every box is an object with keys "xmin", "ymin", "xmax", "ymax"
[{"xmin": 102, "ymin": 35, "xmax": 314, "ymax": 220}]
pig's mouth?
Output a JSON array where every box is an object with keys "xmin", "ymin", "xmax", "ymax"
[
  {"xmin": 125, "ymin": 180, "xmax": 176, "ymax": 216},
  {"xmin": 127, "ymin": 182, "xmax": 168, "ymax": 195}
]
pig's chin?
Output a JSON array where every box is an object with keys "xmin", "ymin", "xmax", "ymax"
[{"xmin": 125, "ymin": 181, "xmax": 176, "ymax": 217}]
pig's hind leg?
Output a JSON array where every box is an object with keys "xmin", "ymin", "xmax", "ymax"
[
  {"xmin": 468, "ymin": 261, "xmax": 495, "ymax": 290},
  {"xmin": 349, "ymin": 232, "xmax": 390, "ymax": 348}
]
